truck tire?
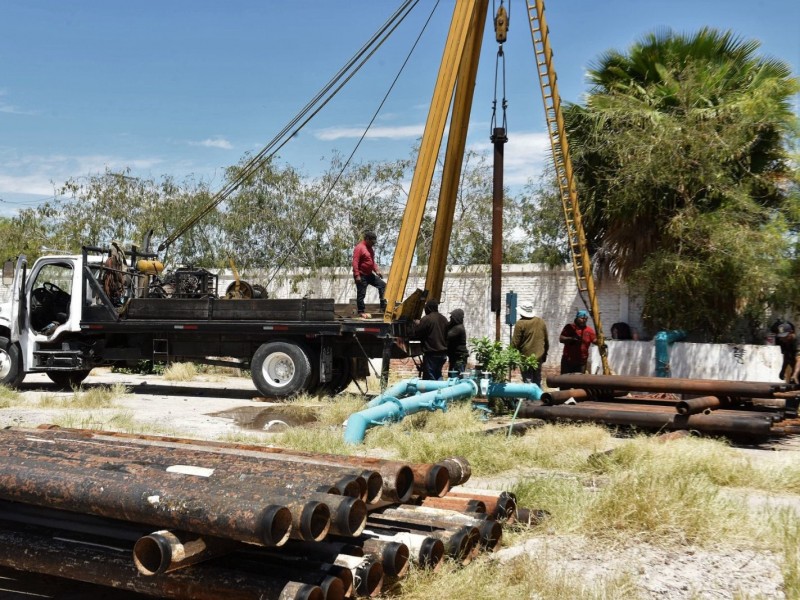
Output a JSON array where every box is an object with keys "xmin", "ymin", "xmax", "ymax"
[
  {"xmin": 47, "ymin": 370, "xmax": 92, "ymax": 389},
  {"xmin": 0, "ymin": 336, "xmax": 24, "ymax": 388},
  {"xmin": 251, "ymin": 341, "xmax": 313, "ymax": 397}
]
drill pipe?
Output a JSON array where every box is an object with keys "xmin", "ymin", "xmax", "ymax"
[
  {"xmin": 366, "ymin": 516, "xmax": 481, "ymax": 564},
  {"xmin": 360, "ymin": 527, "xmax": 446, "ymax": 571},
  {"xmin": 0, "ymin": 521, "xmax": 322, "ymax": 600},
  {"xmin": 34, "ymin": 426, "xmax": 404, "ymax": 504},
  {"xmin": 233, "ymin": 548, "xmax": 355, "ymax": 599},
  {"xmin": 675, "ymin": 396, "xmax": 723, "ymax": 415},
  {"xmin": 0, "ymin": 433, "xmax": 374, "ymax": 537},
  {"xmin": 372, "ymin": 505, "xmax": 502, "ymax": 551},
  {"xmin": 218, "ymin": 556, "xmax": 346, "ymax": 600},
  {"xmin": 0, "ymin": 497, "xmax": 148, "ymax": 542},
  {"xmin": 0, "ymin": 443, "xmax": 343, "ymax": 542},
  {"xmin": 444, "ymin": 489, "xmax": 517, "ymax": 521},
  {"xmin": 437, "ymin": 456, "xmax": 472, "ymax": 487},
  {"xmin": 547, "ymin": 374, "xmax": 797, "ymax": 398},
  {"xmin": 0, "ymin": 455, "xmax": 296, "ymax": 546},
  {"xmin": 420, "ymin": 496, "xmax": 486, "ymax": 514},
  {"xmin": 333, "ymin": 553, "xmax": 384, "ymax": 598},
  {"xmin": 5, "ymin": 429, "xmax": 368, "ymax": 500},
  {"xmin": 516, "ymin": 404, "xmax": 773, "ymax": 436},
  {"xmin": 133, "ymin": 529, "xmax": 239, "ymax": 576},
  {"xmin": 540, "ymin": 388, "xmax": 626, "ymax": 405},
  {"xmin": 317, "ymin": 535, "xmax": 411, "ymax": 577}
]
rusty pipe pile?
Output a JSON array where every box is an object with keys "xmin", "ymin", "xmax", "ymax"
[
  {"xmin": 547, "ymin": 374, "xmax": 797, "ymax": 399},
  {"xmin": 519, "ymin": 374, "xmax": 800, "ymax": 438},
  {"xmin": 0, "ymin": 426, "xmax": 532, "ymax": 599},
  {"xmin": 37, "ymin": 425, "xmax": 435, "ymax": 503}
]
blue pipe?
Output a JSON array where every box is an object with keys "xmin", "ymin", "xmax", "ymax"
[
  {"xmin": 345, "ymin": 380, "xmax": 479, "ymax": 444},
  {"xmin": 654, "ymin": 330, "xmax": 686, "ymax": 377},
  {"xmin": 367, "ymin": 379, "xmax": 456, "ymax": 408},
  {"xmin": 487, "ymin": 381, "xmax": 543, "ymax": 401}
]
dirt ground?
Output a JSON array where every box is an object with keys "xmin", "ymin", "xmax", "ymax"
[{"xmin": 1, "ymin": 368, "xmax": 797, "ymax": 599}]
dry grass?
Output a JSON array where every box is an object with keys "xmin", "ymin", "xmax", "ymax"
[
  {"xmin": 162, "ymin": 362, "xmax": 198, "ymax": 381},
  {"xmin": 394, "ymin": 555, "xmax": 637, "ymax": 600},
  {"xmin": 49, "ymin": 409, "xmax": 188, "ymax": 436}
]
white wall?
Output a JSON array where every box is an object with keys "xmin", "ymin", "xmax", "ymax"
[
  {"xmin": 222, "ymin": 263, "xmax": 639, "ymax": 366},
  {"xmin": 218, "ymin": 263, "xmax": 786, "ymax": 382},
  {"xmin": 589, "ymin": 341, "xmax": 784, "ymax": 382}
]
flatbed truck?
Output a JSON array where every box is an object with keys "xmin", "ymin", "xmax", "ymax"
[{"xmin": 0, "ymin": 246, "xmax": 411, "ymax": 396}]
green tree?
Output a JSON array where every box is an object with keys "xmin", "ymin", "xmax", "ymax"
[
  {"xmin": 565, "ymin": 28, "xmax": 799, "ymax": 339},
  {"xmin": 416, "ymin": 150, "xmax": 528, "ymax": 267}
]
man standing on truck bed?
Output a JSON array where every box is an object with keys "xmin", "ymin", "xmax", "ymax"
[{"xmin": 352, "ymin": 229, "xmax": 386, "ymax": 319}]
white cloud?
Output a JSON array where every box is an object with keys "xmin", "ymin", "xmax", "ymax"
[
  {"xmin": 0, "ymin": 152, "xmax": 165, "ymax": 201},
  {"xmin": 469, "ymin": 131, "xmax": 551, "ymax": 187},
  {"xmin": 315, "ymin": 124, "xmax": 425, "ymax": 141},
  {"xmin": 190, "ymin": 137, "xmax": 233, "ymax": 150}
]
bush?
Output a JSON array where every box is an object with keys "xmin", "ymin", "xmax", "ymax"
[{"xmin": 469, "ymin": 337, "xmax": 538, "ymax": 382}]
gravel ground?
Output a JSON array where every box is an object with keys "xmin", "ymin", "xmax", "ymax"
[{"xmin": 1, "ymin": 368, "xmax": 797, "ymax": 599}]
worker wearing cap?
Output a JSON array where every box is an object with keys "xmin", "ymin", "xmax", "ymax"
[
  {"xmin": 510, "ymin": 301, "xmax": 549, "ymax": 386},
  {"xmin": 352, "ymin": 229, "xmax": 386, "ymax": 319},
  {"xmin": 559, "ymin": 310, "xmax": 596, "ymax": 374},
  {"xmin": 775, "ymin": 322, "xmax": 800, "ymax": 384}
]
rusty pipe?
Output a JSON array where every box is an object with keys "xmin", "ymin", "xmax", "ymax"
[
  {"xmin": 675, "ymin": 396, "xmax": 723, "ymax": 415},
  {"xmin": 333, "ymin": 553, "xmax": 384, "ymax": 598},
  {"xmin": 445, "ymin": 489, "xmax": 517, "ymax": 521},
  {"xmin": 366, "ymin": 515, "xmax": 480, "ymax": 564},
  {"xmin": 437, "ymin": 456, "xmax": 472, "ymax": 487},
  {"xmin": 0, "ymin": 522, "xmax": 322, "ymax": 600},
  {"xmin": 133, "ymin": 529, "xmax": 238, "ymax": 575},
  {"xmin": 361, "ymin": 527, "xmax": 445, "ymax": 571},
  {"xmin": 421, "ymin": 496, "xmax": 486, "ymax": 513},
  {"xmin": 0, "ymin": 455, "xmax": 294, "ymax": 546},
  {"xmin": 373, "ymin": 505, "xmax": 502, "ymax": 551},
  {"xmin": 517, "ymin": 404, "xmax": 773, "ymax": 436},
  {"xmin": 547, "ymin": 374, "xmax": 796, "ymax": 398},
  {"xmin": 362, "ymin": 538, "xmax": 410, "ymax": 578},
  {"xmin": 6, "ymin": 429, "xmax": 369, "ymax": 500},
  {"xmin": 35, "ymin": 426, "xmax": 403, "ymax": 504},
  {"xmin": 234, "ymin": 550, "xmax": 354, "ymax": 599}
]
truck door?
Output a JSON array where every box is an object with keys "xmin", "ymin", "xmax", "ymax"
[{"xmin": 5, "ymin": 256, "xmax": 27, "ymax": 343}]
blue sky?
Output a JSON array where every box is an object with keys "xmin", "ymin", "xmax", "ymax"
[{"xmin": 1, "ymin": 0, "xmax": 798, "ymax": 217}]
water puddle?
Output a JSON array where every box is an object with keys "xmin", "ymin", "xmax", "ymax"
[{"xmin": 211, "ymin": 404, "xmax": 320, "ymax": 432}]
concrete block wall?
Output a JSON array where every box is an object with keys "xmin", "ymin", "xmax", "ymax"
[{"xmin": 221, "ymin": 263, "xmax": 640, "ymax": 376}]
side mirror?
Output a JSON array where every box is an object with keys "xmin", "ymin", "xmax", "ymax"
[{"xmin": 2, "ymin": 260, "xmax": 15, "ymax": 286}]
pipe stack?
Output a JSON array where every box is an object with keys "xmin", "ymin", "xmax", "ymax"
[
  {"xmin": 0, "ymin": 426, "xmax": 531, "ymax": 598},
  {"xmin": 523, "ymin": 374, "xmax": 800, "ymax": 439}
]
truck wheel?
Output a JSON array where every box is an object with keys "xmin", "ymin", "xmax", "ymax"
[
  {"xmin": 251, "ymin": 341, "xmax": 312, "ymax": 397},
  {"xmin": 0, "ymin": 336, "xmax": 24, "ymax": 387},
  {"xmin": 47, "ymin": 370, "xmax": 92, "ymax": 389}
]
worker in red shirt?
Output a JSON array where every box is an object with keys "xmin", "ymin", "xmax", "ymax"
[
  {"xmin": 352, "ymin": 229, "xmax": 386, "ymax": 318},
  {"xmin": 559, "ymin": 310, "xmax": 596, "ymax": 374}
]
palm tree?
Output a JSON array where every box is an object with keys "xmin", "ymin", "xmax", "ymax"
[{"xmin": 564, "ymin": 28, "xmax": 799, "ymax": 338}]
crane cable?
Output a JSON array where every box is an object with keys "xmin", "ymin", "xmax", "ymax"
[
  {"xmin": 264, "ymin": 0, "xmax": 441, "ymax": 289},
  {"xmin": 490, "ymin": 0, "xmax": 509, "ymax": 135},
  {"xmin": 158, "ymin": 0, "xmax": 419, "ymax": 252}
]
